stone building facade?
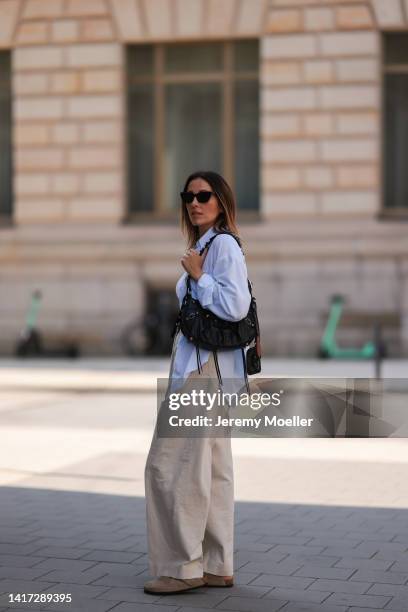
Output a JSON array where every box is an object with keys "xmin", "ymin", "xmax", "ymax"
[{"xmin": 0, "ymin": 0, "xmax": 407, "ymax": 356}]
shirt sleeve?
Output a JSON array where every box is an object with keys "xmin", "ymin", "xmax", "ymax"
[
  {"xmin": 194, "ymin": 235, "xmax": 251, "ymax": 322},
  {"xmin": 175, "ymin": 271, "xmax": 188, "ymax": 307}
]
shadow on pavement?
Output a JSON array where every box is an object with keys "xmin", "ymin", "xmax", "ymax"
[{"xmin": 0, "ymin": 487, "xmax": 408, "ymax": 611}]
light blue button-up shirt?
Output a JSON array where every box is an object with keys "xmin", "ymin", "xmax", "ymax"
[{"xmin": 169, "ymin": 226, "xmax": 252, "ymax": 392}]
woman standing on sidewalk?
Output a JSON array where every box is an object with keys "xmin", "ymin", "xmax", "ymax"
[{"xmin": 144, "ymin": 170, "xmax": 252, "ymax": 595}]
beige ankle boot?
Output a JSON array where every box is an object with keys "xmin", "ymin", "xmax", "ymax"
[
  {"xmin": 144, "ymin": 575, "xmax": 206, "ymax": 594},
  {"xmin": 203, "ymin": 572, "xmax": 234, "ymax": 587}
]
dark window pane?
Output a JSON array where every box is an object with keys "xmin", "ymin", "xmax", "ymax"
[
  {"xmin": 164, "ymin": 82, "xmax": 222, "ymax": 211},
  {"xmin": 165, "ymin": 43, "xmax": 223, "ymax": 73},
  {"xmin": 0, "ymin": 51, "xmax": 12, "ymax": 217},
  {"xmin": 234, "ymin": 79, "xmax": 259, "ymax": 211},
  {"xmin": 384, "ymin": 33, "xmax": 408, "ymax": 66},
  {"xmin": 126, "ymin": 41, "xmax": 260, "ymax": 217},
  {"xmin": 127, "ymin": 44, "xmax": 153, "ymax": 77},
  {"xmin": 384, "ymin": 73, "xmax": 408, "ymax": 209},
  {"xmin": 233, "ymin": 40, "xmax": 259, "ymax": 72},
  {"xmin": 127, "ymin": 81, "xmax": 154, "ymax": 212}
]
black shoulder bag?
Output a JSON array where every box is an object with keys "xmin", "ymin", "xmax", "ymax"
[{"xmin": 171, "ymin": 231, "xmax": 261, "ymax": 393}]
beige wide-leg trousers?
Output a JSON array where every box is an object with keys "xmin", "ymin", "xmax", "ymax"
[{"xmin": 144, "ymin": 352, "xmax": 234, "ymax": 579}]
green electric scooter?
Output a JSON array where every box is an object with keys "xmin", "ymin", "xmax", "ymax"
[
  {"xmin": 16, "ymin": 289, "xmax": 80, "ymax": 358},
  {"xmin": 319, "ymin": 294, "xmax": 386, "ymax": 361}
]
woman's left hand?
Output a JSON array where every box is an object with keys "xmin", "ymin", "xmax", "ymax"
[{"xmin": 181, "ymin": 247, "xmax": 208, "ymax": 281}]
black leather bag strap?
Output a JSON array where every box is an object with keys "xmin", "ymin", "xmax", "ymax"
[
  {"xmin": 186, "ymin": 232, "xmax": 229, "ymax": 294},
  {"xmin": 198, "ymin": 231, "xmax": 242, "ymax": 255},
  {"xmin": 186, "ymin": 231, "xmax": 252, "ymax": 295}
]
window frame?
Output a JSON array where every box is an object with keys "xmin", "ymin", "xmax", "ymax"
[
  {"xmin": 380, "ymin": 31, "xmax": 408, "ymax": 220},
  {"xmin": 0, "ymin": 49, "xmax": 13, "ymax": 227},
  {"xmin": 124, "ymin": 40, "xmax": 260, "ymax": 224}
]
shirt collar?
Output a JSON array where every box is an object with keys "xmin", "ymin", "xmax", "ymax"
[{"xmin": 195, "ymin": 226, "xmax": 217, "ymax": 251}]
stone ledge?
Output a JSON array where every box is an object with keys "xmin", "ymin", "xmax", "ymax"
[{"xmin": 0, "ymin": 234, "xmax": 408, "ymax": 263}]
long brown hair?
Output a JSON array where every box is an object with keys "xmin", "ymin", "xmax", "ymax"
[{"xmin": 180, "ymin": 170, "xmax": 241, "ymax": 249}]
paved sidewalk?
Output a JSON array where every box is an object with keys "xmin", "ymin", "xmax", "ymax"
[
  {"xmin": 0, "ymin": 361, "xmax": 407, "ymax": 612},
  {"xmin": 2, "ymin": 488, "xmax": 408, "ymax": 612}
]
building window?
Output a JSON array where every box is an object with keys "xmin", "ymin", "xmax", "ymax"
[
  {"xmin": 383, "ymin": 33, "xmax": 408, "ymax": 213},
  {"xmin": 126, "ymin": 40, "xmax": 259, "ymax": 220},
  {"xmin": 0, "ymin": 51, "xmax": 12, "ymax": 222}
]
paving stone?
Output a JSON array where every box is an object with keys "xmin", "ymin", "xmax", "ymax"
[
  {"xmin": 0, "ymin": 535, "xmax": 39, "ymax": 545},
  {"xmin": 31, "ymin": 547, "xmax": 90, "ymax": 560},
  {"xmin": 85, "ymin": 562, "xmax": 143, "ymax": 576},
  {"xmin": 80, "ymin": 550, "xmax": 141, "ymax": 563},
  {"xmin": 284, "ymin": 554, "xmax": 342, "ymax": 568},
  {"xmin": 268, "ymin": 544, "xmax": 326, "ymax": 556},
  {"xmin": 29, "ymin": 559, "xmax": 97, "ymax": 573},
  {"xmin": 41, "ymin": 583, "xmax": 109, "ymax": 599},
  {"xmin": 29, "ymin": 530, "xmax": 91, "ymax": 540},
  {"xmin": 0, "ymin": 543, "xmax": 46, "ymax": 556},
  {"xmin": 234, "ymin": 550, "xmax": 287, "ymax": 568},
  {"xmin": 33, "ymin": 538, "xmax": 91, "ymax": 550},
  {"xmin": 308, "ymin": 578, "xmax": 374, "ymax": 594},
  {"xmin": 128, "ymin": 561, "xmax": 148, "ymax": 573},
  {"xmin": 375, "ymin": 550, "xmax": 408, "ymax": 562},
  {"xmin": 305, "ymin": 537, "xmax": 363, "ymax": 548},
  {"xmin": 366, "ymin": 583, "xmax": 408, "ymax": 597},
  {"xmin": 237, "ymin": 560, "xmax": 303, "ymax": 576},
  {"xmin": 234, "ymin": 541, "xmax": 274, "ymax": 552},
  {"xmin": 0, "ymin": 609, "xmax": 48, "ymax": 612},
  {"xmin": 294, "ymin": 566, "xmax": 355, "ymax": 580},
  {"xmin": 320, "ymin": 547, "xmax": 378, "ymax": 558},
  {"xmin": 34, "ymin": 567, "xmax": 109, "ymax": 585},
  {"xmin": 0, "ymin": 556, "xmax": 45, "ymax": 569},
  {"xmin": 297, "ymin": 528, "xmax": 350, "ymax": 538},
  {"xmin": 350, "ymin": 608, "xmax": 404, "ymax": 612},
  {"xmin": 154, "ymin": 592, "xmax": 230, "ymax": 609},
  {"xmin": 324, "ymin": 592, "xmax": 392, "ymax": 607},
  {"xmin": 278, "ymin": 604, "xmax": 347, "ymax": 612},
  {"xmin": 211, "ymin": 596, "xmax": 285, "ymax": 611},
  {"xmin": 0, "ymin": 597, "xmax": 45, "ymax": 610},
  {"xmin": 92, "ymin": 572, "xmax": 149, "ymax": 588},
  {"xmin": 95, "ymin": 585, "xmax": 163, "ymax": 603},
  {"xmin": 110, "ymin": 604, "xmax": 178, "ymax": 612},
  {"xmin": 45, "ymin": 598, "xmax": 119, "ymax": 612},
  {"xmin": 345, "ymin": 531, "xmax": 396, "ymax": 543},
  {"xmin": 334, "ymin": 558, "xmax": 394, "ymax": 571},
  {"xmin": 0, "ymin": 568, "xmax": 53, "ymax": 581},
  {"xmin": 256, "ymin": 535, "xmax": 314, "ymax": 547},
  {"xmin": 388, "ymin": 561, "xmax": 408, "ymax": 572},
  {"xmin": 233, "ymin": 571, "xmax": 262, "ymax": 586},
  {"xmin": 383, "ymin": 599, "xmax": 408, "ymax": 611},
  {"xmin": 245, "ymin": 573, "xmax": 313, "ymax": 589},
  {"xmin": 357, "ymin": 542, "xmax": 406, "ymax": 554},
  {"xmin": 168, "ymin": 608, "xmax": 225, "ymax": 612},
  {"xmin": 383, "ymin": 522, "xmax": 408, "ymax": 532},
  {"xmin": 392, "ymin": 534, "xmax": 408, "ymax": 544},
  {"xmin": 79, "ymin": 540, "xmax": 142, "ymax": 552},
  {"xmin": 240, "ymin": 526, "xmax": 297, "ymax": 537},
  {"xmin": 279, "ymin": 602, "xmax": 348, "ymax": 612},
  {"xmin": 199, "ymin": 585, "xmax": 270, "ymax": 598},
  {"xmin": 264, "ymin": 586, "xmax": 332, "ymax": 603},
  {"xmin": 350, "ymin": 569, "xmax": 408, "ymax": 584},
  {"xmin": 0, "ymin": 580, "xmax": 53, "ymax": 595}
]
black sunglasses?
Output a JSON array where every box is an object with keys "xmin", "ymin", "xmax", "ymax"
[{"xmin": 180, "ymin": 190, "xmax": 214, "ymax": 204}]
